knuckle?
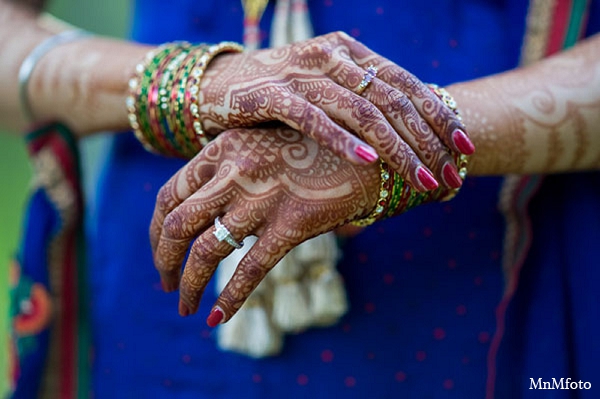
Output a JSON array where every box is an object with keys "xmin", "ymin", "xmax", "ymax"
[
  {"xmin": 403, "ymin": 73, "xmax": 422, "ymax": 94},
  {"xmin": 149, "ymin": 221, "xmax": 160, "ymax": 247},
  {"xmin": 353, "ymin": 99, "xmax": 380, "ymax": 121},
  {"xmin": 180, "ymin": 281, "xmax": 203, "ymax": 306},
  {"xmin": 315, "ymin": 39, "xmax": 333, "ymax": 57},
  {"xmin": 189, "ymin": 236, "xmax": 219, "ymax": 262},
  {"xmin": 385, "ymin": 89, "xmax": 408, "ymax": 111},
  {"xmin": 155, "ymin": 184, "xmax": 174, "ymax": 213},
  {"xmin": 299, "ymin": 106, "xmax": 327, "ymax": 134},
  {"xmin": 397, "ymin": 94, "xmax": 413, "ymax": 114},
  {"xmin": 162, "ymin": 212, "xmax": 186, "ymax": 239},
  {"xmin": 334, "ymin": 30, "xmax": 351, "ymax": 43}
]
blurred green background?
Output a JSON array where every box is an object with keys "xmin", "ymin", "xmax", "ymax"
[{"xmin": 0, "ymin": 0, "xmax": 128, "ymax": 395}]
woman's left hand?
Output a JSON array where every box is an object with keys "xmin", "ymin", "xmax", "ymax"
[
  {"xmin": 149, "ymin": 126, "xmax": 379, "ymax": 325},
  {"xmin": 199, "ymin": 32, "xmax": 472, "ymax": 191}
]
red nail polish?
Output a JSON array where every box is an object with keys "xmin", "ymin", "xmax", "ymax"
[
  {"xmin": 442, "ymin": 163, "xmax": 463, "ymax": 189},
  {"xmin": 355, "ymin": 145, "xmax": 378, "ymax": 163},
  {"xmin": 417, "ymin": 167, "xmax": 439, "ymax": 191},
  {"xmin": 452, "ymin": 129, "xmax": 475, "ymax": 155},
  {"xmin": 206, "ymin": 307, "xmax": 224, "ymax": 327}
]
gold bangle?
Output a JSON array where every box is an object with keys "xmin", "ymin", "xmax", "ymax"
[
  {"xmin": 427, "ymin": 83, "xmax": 469, "ymax": 202},
  {"xmin": 188, "ymin": 42, "xmax": 244, "ymax": 146},
  {"xmin": 351, "ymin": 160, "xmax": 392, "ymax": 227}
]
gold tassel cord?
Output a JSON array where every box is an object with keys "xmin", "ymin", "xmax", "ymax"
[{"xmin": 241, "ymin": 0, "xmax": 270, "ymax": 22}]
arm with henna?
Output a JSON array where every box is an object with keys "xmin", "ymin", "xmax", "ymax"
[
  {"xmin": 0, "ymin": 0, "xmax": 149, "ymax": 135},
  {"xmin": 150, "ymin": 34, "xmax": 600, "ymax": 326},
  {"xmin": 451, "ymin": 33, "xmax": 600, "ymax": 175}
]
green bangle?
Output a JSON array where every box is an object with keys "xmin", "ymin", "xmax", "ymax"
[{"xmin": 127, "ymin": 43, "xmax": 186, "ymax": 153}]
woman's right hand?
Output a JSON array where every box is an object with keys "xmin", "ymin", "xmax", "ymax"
[
  {"xmin": 149, "ymin": 126, "xmax": 380, "ymax": 324},
  {"xmin": 199, "ymin": 31, "xmax": 474, "ymax": 191}
]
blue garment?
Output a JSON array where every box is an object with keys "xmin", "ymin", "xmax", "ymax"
[{"xmin": 86, "ymin": 1, "xmax": 600, "ymax": 398}]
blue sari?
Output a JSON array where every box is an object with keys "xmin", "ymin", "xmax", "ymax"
[{"xmin": 10, "ymin": 0, "xmax": 600, "ymax": 397}]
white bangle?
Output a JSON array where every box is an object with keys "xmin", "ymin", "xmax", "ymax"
[{"xmin": 18, "ymin": 29, "xmax": 92, "ymax": 122}]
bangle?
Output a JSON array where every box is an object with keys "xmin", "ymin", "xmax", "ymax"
[
  {"xmin": 187, "ymin": 42, "xmax": 244, "ymax": 147},
  {"xmin": 127, "ymin": 41, "xmax": 244, "ymax": 159},
  {"xmin": 155, "ymin": 47, "xmax": 192, "ymax": 156},
  {"xmin": 169, "ymin": 47, "xmax": 206, "ymax": 157},
  {"xmin": 18, "ymin": 30, "xmax": 92, "ymax": 123},
  {"xmin": 351, "ymin": 83, "xmax": 468, "ymax": 226},
  {"xmin": 351, "ymin": 161, "xmax": 393, "ymax": 227},
  {"xmin": 127, "ymin": 43, "xmax": 187, "ymax": 154}
]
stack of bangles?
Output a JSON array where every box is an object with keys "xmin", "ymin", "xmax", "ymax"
[
  {"xmin": 127, "ymin": 41, "xmax": 244, "ymax": 159},
  {"xmin": 352, "ymin": 84, "xmax": 469, "ymax": 227}
]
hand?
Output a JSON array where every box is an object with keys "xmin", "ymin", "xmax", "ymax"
[
  {"xmin": 149, "ymin": 126, "xmax": 379, "ymax": 324},
  {"xmin": 200, "ymin": 31, "xmax": 473, "ymax": 191}
]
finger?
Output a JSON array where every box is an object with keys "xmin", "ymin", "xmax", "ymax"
[
  {"xmin": 299, "ymin": 76, "xmax": 439, "ymax": 191},
  {"xmin": 179, "ymin": 212, "xmax": 258, "ymax": 317},
  {"xmin": 362, "ymin": 79, "xmax": 462, "ymax": 189},
  {"xmin": 336, "ymin": 33, "xmax": 473, "ymax": 156},
  {"xmin": 206, "ymin": 224, "xmax": 297, "ymax": 327},
  {"xmin": 149, "ymin": 151, "xmax": 217, "ymax": 257},
  {"xmin": 154, "ymin": 193, "xmax": 224, "ymax": 292},
  {"xmin": 323, "ymin": 56, "xmax": 455, "ymax": 189},
  {"xmin": 271, "ymin": 92, "xmax": 380, "ymax": 167},
  {"xmin": 154, "ymin": 172, "xmax": 241, "ymax": 292}
]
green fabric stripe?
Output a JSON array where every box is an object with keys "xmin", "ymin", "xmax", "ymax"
[
  {"xmin": 76, "ymin": 230, "xmax": 90, "ymax": 399},
  {"xmin": 564, "ymin": 0, "xmax": 589, "ymax": 48}
]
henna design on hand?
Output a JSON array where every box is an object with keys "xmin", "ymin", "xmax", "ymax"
[
  {"xmin": 198, "ymin": 31, "xmax": 468, "ymax": 190},
  {"xmin": 150, "ymin": 127, "xmax": 379, "ymax": 321}
]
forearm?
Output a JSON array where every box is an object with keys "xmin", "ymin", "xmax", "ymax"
[
  {"xmin": 0, "ymin": 1, "xmax": 148, "ymax": 136},
  {"xmin": 449, "ymin": 33, "xmax": 600, "ymax": 175}
]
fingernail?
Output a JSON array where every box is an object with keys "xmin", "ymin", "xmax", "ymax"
[
  {"xmin": 179, "ymin": 301, "xmax": 190, "ymax": 317},
  {"xmin": 442, "ymin": 162, "xmax": 463, "ymax": 188},
  {"xmin": 417, "ymin": 167, "xmax": 439, "ymax": 191},
  {"xmin": 355, "ymin": 144, "xmax": 378, "ymax": 163},
  {"xmin": 452, "ymin": 129, "xmax": 475, "ymax": 155},
  {"xmin": 206, "ymin": 307, "xmax": 224, "ymax": 327}
]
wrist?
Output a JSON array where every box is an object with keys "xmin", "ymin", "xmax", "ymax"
[{"xmin": 29, "ymin": 36, "xmax": 150, "ymax": 136}]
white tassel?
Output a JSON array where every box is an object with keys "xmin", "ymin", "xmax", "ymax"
[
  {"xmin": 293, "ymin": 233, "xmax": 347, "ymax": 326},
  {"xmin": 269, "ymin": 249, "xmax": 313, "ymax": 333},
  {"xmin": 290, "ymin": 0, "xmax": 313, "ymax": 43},
  {"xmin": 270, "ymin": 0, "xmax": 291, "ymax": 48},
  {"xmin": 305, "ymin": 262, "xmax": 349, "ymax": 326},
  {"xmin": 217, "ymin": 296, "xmax": 283, "ymax": 358},
  {"xmin": 293, "ymin": 231, "xmax": 340, "ymax": 265},
  {"xmin": 270, "ymin": 0, "xmax": 313, "ymax": 47}
]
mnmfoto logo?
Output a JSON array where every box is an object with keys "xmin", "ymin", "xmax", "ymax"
[{"xmin": 530, "ymin": 378, "xmax": 591, "ymax": 390}]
